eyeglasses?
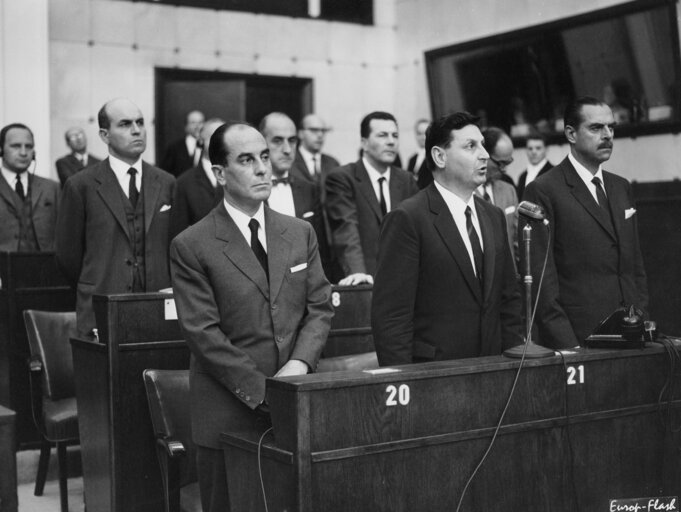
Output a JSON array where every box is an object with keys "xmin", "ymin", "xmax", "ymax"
[
  {"xmin": 490, "ymin": 156, "xmax": 514, "ymax": 168},
  {"xmin": 304, "ymin": 127, "xmax": 331, "ymax": 135}
]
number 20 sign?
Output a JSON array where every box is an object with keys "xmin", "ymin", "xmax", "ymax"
[{"xmin": 385, "ymin": 384, "xmax": 410, "ymax": 406}]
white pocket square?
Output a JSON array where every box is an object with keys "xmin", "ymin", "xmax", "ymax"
[
  {"xmin": 290, "ymin": 262, "xmax": 307, "ymax": 273},
  {"xmin": 302, "ymin": 211, "xmax": 315, "ymax": 219},
  {"xmin": 159, "ymin": 204, "xmax": 172, "ymax": 212},
  {"xmin": 624, "ymin": 208, "xmax": 636, "ymax": 219},
  {"xmin": 504, "ymin": 206, "xmax": 516, "ymax": 215}
]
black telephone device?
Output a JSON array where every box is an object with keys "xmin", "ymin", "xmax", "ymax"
[{"xmin": 582, "ymin": 305, "xmax": 649, "ymax": 349}]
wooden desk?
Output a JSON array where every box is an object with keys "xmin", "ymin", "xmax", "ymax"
[
  {"xmin": 0, "ymin": 252, "xmax": 75, "ymax": 448},
  {"xmin": 222, "ymin": 346, "xmax": 681, "ymax": 511},
  {"xmin": 325, "ymin": 284, "xmax": 372, "ymax": 357},
  {"xmin": 0, "ymin": 405, "xmax": 17, "ymax": 512},
  {"xmin": 71, "ymin": 293, "xmax": 189, "ymax": 512}
]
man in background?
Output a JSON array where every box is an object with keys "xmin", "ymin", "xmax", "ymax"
[
  {"xmin": 516, "ymin": 133, "xmax": 553, "ymax": 200},
  {"xmin": 0, "ymin": 123, "xmax": 60, "ymax": 251},
  {"xmin": 170, "ymin": 117, "xmax": 225, "ymax": 239},
  {"xmin": 522, "ymin": 96, "xmax": 648, "ymax": 348},
  {"xmin": 372, "ymin": 112, "xmax": 522, "ymax": 366},
  {"xmin": 291, "ymin": 113, "xmax": 339, "ymax": 197},
  {"xmin": 56, "ymin": 98, "xmax": 175, "ymax": 336},
  {"xmin": 407, "ymin": 118, "xmax": 429, "ymax": 180},
  {"xmin": 55, "ymin": 127, "xmax": 101, "ymax": 186},
  {"xmin": 161, "ymin": 110, "xmax": 205, "ymax": 177},
  {"xmin": 480, "ymin": 127, "xmax": 519, "ymax": 258},
  {"xmin": 170, "ymin": 122, "xmax": 332, "ymax": 512},
  {"xmin": 325, "ymin": 111, "xmax": 418, "ymax": 285}
]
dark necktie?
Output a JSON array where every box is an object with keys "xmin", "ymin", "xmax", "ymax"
[
  {"xmin": 482, "ymin": 186, "xmax": 492, "ymax": 203},
  {"xmin": 591, "ymin": 176, "xmax": 609, "ymax": 210},
  {"xmin": 272, "ymin": 176, "xmax": 290, "ymax": 186},
  {"xmin": 378, "ymin": 177, "xmax": 387, "ymax": 216},
  {"xmin": 128, "ymin": 168, "xmax": 139, "ymax": 208},
  {"xmin": 465, "ymin": 206, "xmax": 484, "ymax": 286},
  {"xmin": 193, "ymin": 140, "xmax": 203, "ymax": 167},
  {"xmin": 15, "ymin": 175, "xmax": 25, "ymax": 201},
  {"xmin": 248, "ymin": 218, "xmax": 269, "ymax": 280}
]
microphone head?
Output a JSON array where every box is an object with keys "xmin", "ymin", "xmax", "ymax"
[{"xmin": 517, "ymin": 201, "xmax": 547, "ymax": 223}]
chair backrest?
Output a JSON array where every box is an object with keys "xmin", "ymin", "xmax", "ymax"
[
  {"xmin": 23, "ymin": 310, "xmax": 78, "ymax": 401},
  {"xmin": 143, "ymin": 369, "xmax": 197, "ymax": 488}
]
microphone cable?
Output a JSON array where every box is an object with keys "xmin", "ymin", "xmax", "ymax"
[
  {"xmin": 454, "ymin": 223, "xmax": 552, "ymax": 512},
  {"xmin": 258, "ymin": 426, "xmax": 274, "ymax": 512},
  {"xmin": 557, "ymin": 349, "xmax": 582, "ymax": 511}
]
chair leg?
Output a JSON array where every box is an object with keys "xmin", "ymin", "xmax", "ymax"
[
  {"xmin": 57, "ymin": 442, "xmax": 69, "ymax": 512},
  {"xmin": 34, "ymin": 439, "xmax": 51, "ymax": 496}
]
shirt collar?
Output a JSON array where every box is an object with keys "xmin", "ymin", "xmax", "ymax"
[
  {"xmin": 568, "ymin": 152, "xmax": 604, "ymax": 185},
  {"xmin": 298, "ymin": 145, "xmax": 317, "ymax": 161},
  {"xmin": 108, "ymin": 153, "xmax": 143, "ymax": 181},
  {"xmin": 1, "ymin": 166, "xmax": 28, "ymax": 190},
  {"xmin": 223, "ymin": 198, "xmax": 265, "ymax": 231},
  {"xmin": 201, "ymin": 158, "xmax": 217, "ymax": 187},
  {"xmin": 363, "ymin": 157, "xmax": 390, "ymax": 183},
  {"xmin": 527, "ymin": 158, "xmax": 548, "ymax": 175},
  {"xmin": 434, "ymin": 180, "xmax": 476, "ymax": 217}
]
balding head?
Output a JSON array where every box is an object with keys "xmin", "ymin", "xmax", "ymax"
[
  {"xmin": 98, "ymin": 98, "xmax": 146, "ymax": 164},
  {"xmin": 259, "ymin": 113, "xmax": 297, "ymax": 176},
  {"xmin": 298, "ymin": 113, "xmax": 330, "ymax": 153}
]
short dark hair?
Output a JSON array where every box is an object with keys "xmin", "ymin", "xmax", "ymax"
[
  {"xmin": 425, "ymin": 112, "xmax": 480, "ymax": 171},
  {"xmin": 208, "ymin": 121, "xmax": 255, "ymax": 166},
  {"xmin": 525, "ymin": 132, "xmax": 547, "ymax": 146},
  {"xmin": 564, "ymin": 96, "xmax": 607, "ymax": 131},
  {"xmin": 481, "ymin": 126, "xmax": 507, "ymax": 157},
  {"xmin": 0, "ymin": 123, "xmax": 34, "ymax": 152},
  {"xmin": 360, "ymin": 111, "xmax": 397, "ymax": 138},
  {"xmin": 97, "ymin": 103, "xmax": 110, "ymax": 130}
]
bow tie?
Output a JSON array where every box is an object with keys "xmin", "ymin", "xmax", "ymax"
[{"xmin": 272, "ymin": 176, "xmax": 290, "ymax": 186}]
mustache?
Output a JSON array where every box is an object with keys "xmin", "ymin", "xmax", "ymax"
[{"xmin": 598, "ymin": 142, "xmax": 613, "ymax": 149}]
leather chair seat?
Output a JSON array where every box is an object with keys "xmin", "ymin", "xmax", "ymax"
[{"xmin": 42, "ymin": 397, "xmax": 79, "ymax": 441}]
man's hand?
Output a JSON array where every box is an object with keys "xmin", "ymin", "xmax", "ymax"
[
  {"xmin": 274, "ymin": 359, "xmax": 309, "ymax": 378},
  {"xmin": 338, "ymin": 273, "xmax": 374, "ymax": 286}
]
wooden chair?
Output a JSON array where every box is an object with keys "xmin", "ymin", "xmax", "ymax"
[
  {"xmin": 143, "ymin": 369, "xmax": 198, "ymax": 512},
  {"xmin": 23, "ymin": 310, "xmax": 79, "ymax": 512}
]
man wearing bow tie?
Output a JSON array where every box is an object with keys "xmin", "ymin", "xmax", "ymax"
[
  {"xmin": 522, "ymin": 97, "xmax": 648, "ymax": 348},
  {"xmin": 56, "ymin": 98, "xmax": 175, "ymax": 336},
  {"xmin": 259, "ymin": 113, "xmax": 331, "ymax": 277}
]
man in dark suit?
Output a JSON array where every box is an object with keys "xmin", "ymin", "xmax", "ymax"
[
  {"xmin": 291, "ymin": 113, "xmax": 339, "ymax": 196},
  {"xmin": 522, "ymin": 97, "xmax": 648, "ymax": 348},
  {"xmin": 56, "ymin": 98, "xmax": 175, "ymax": 337},
  {"xmin": 260, "ymin": 112, "xmax": 333, "ymax": 278},
  {"xmin": 55, "ymin": 127, "xmax": 101, "ymax": 186},
  {"xmin": 160, "ymin": 110, "xmax": 205, "ymax": 177},
  {"xmin": 516, "ymin": 133, "xmax": 553, "ymax": 200},
  {"xmin": 372, "ymin": 112, "xmax": 522, "ymax": 366},
  {"xmin": 169, "ymin": 118, "xmax": 225, "ymax": 240},
  {"xmin": 406, "ymin": 118, "xmax": 429, "ymax": 179},
  {"xmin": 170, "ymin": 122, "xmax": 333, "ymax": 512},
  {"xmin": 325, "ymin": 111, "xmax": 419, "ymax": 285},
  {"xmin": 0, "ymin": 123, "xmax": 60, "ymax": 251}
]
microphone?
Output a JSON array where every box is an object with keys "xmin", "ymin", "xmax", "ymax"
[{"xmin": 517, "ymin": 201, "xmax": 549, "ymax": 225}]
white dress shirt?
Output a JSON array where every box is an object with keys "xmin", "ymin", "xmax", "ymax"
[
  {"xmin": 524, "ymin": 157, "xmax": 548, "ymax": 187},
  {"xmin": 434, "ymin": 181, "xmax": 484, "ymax": 277},
  {"xmin": 108, "ymin": 154, "xmax": 143, "ymax": 198},
  {"xmin": 568, "ymin": 152, "xmax": 606, "ymax": 204},
  {"xmin": 267, "ymin": 173, "xmax": 296, "ymax": 217},
  {"xmin": 363, "ymin": 157, "xmax": 391, "ymax": 212},
  {"xmin": 414, "ymin": 149, "xmax": 426, "ymax": 173},
  {"xmin": 202, "ymin": 158, "xmax": 217, "ymax": 188},
  {"xmin": 185, "ymin": 135, "xmax": 201, "ymax": 167},
  {"xmin": 1, "ymin": 166, "xmax": 28, "ymax": 197},
  {"xmin": 223, "ymin": 199, "xmax": 267, "ymax": 252},
  {"xmin": 298, "ymin": 145, "xmax": 319, "ymax": 177}
]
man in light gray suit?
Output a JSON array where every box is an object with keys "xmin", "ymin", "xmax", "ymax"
[{"xmin": 170, "ymin": 122, "xmax": 333, "ymax": 512}]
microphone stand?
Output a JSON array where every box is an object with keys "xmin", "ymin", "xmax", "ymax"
[{"xmin": 504, "ymin": 223, "xmax": 554, "ymax": 359}]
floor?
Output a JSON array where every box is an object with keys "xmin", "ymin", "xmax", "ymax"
[{"xmin": 15, "ymin": 447, "xmax": 85, "ymax": 512}]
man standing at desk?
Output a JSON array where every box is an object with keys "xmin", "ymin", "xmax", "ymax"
[
  {"xmin": 371, "ymin": 112, "xmax": 522, "ymax": 366},
  {"xmin": 56, "ymin": 98, "xmax": 175, "ymax": 337},
  {"xmin": 170, "ymin": 122, "xmax": 332, "ymax": 511},
  {"xmin": 522, "ymin": 96, "xmax": 648, "ymax": 348}
]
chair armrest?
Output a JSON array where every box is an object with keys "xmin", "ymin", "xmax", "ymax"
[
  {"xmin": 157, "ymin": 437, "xmax": 186, "ymax": 458},
  {"xmin": 27, "ymin": 356, "xmax": 46, "ymax": 435}
]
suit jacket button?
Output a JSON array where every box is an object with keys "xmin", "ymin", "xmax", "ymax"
[
  {"xmin": 271, "ymin": 304, "xmax": 277, "ymax": 310},
  {"xmin": 235, "ymin": 388, "xmax": 241, "ymax": 394},
  {"xmin": 275, "ymin": 336, "xmax": 283, "ymax": 343},
  {"xmin": 245, "ymin": 395, "xmax": 251, "ymax": 401}
]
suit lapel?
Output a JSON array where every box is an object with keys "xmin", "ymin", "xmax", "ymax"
[
  {"xmin": 476, "ymin": 198, "xmax": 497, "ymax": 301},
  {"xmin": 562, "ymin": 161, "xmax": 617, "ymax": 241},
  {"xmin": 96, "ymin": 160, "xmax": 131, "ymax": 241},
  {"xmin": 142, "ymin": 164, "xmax": 162, "ymax": 235},
  {"xmin": 0, "ymin": 174, "xmax": 18, "ymax": 215},
  {"xmin": 28, "ymin": 175, "xmax": 44, "ymax": 210},
  {"xmin": 603, "ymin": 171, "xmax": 625, "ymax": 240},
  {"xmin": 388, "ymin": 169, "xmax": 406, "ymax": 205},
  {"xmin": 289, "ymin": 178, "xmax": 306, "ymax": 218},
  {"xmin": 214, "ymin": 205, "xmax": 269, "ymax": 299},
  {"xmin": 265, "ymin": 209, "xmax": 292, "ymax": 302},
  {"xmin": 354, "ymin": 161, "xmax": 383, "ymax": 220},
  {"xmin": 428, "ymin": 186, "xmax": 482, "ymax": 303}
]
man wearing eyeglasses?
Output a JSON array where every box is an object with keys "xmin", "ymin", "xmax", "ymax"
[
  {"xmin": 291, "ymin": 114, "xmax": 339, "ymax": 196},
  {"xmin": 479, "ymin": 127, "xmax": 519, "ymax": 260}
]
